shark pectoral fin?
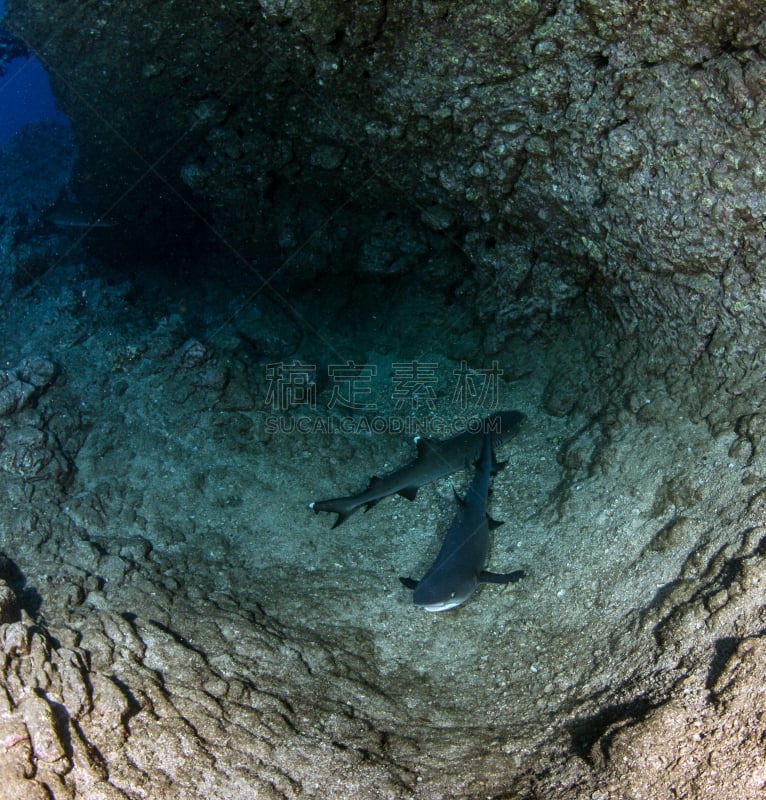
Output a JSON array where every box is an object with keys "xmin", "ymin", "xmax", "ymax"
[
  {"xmin": 491, "ymin": 456, "xmax": 508, "ymax": 474},
  {"xmin": 397, "ymin": 486, "xmax": 418, "ymax": 501},
  {"xmin": 452, "ymin": 486, "xmax": 466, "ymax": 505},
  {"xmin": 364, "ymin": 477, "xmax": 390, "ymax": 508},
  {"xmin": 399, "ymin": 576, "xmax": 419, "ymax": 590},
  {"xmin": 479, "ymin": 569, "xmax": 525, "ymax": 584},
  {"xmin": 487, "ymin": 515, "xmax": 504, "ymax": 529}
]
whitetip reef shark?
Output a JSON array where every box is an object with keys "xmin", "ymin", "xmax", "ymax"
[
  {"xmin": 308, "ymin": 410, "xmax": 524, "ymax": 528},
  {"xmin": 45, "ymin": 198, "xmax": 115, "ymax": 229},
  {"xmin": 399, "ymin": 430, "xmax": 525, "ymax": 612}
]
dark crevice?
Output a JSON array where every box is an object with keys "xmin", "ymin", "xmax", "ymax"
[
  {"xmin": 327, "ymin": 28, "xmax": 345, "ymax": 52},
  {"xmin": 706, "ymin": 636, "xmax": 741, "ymax": 693},
  {"xmin": 147, "ymin": 618, "xmax": 211, "ymax": 663},
  {"xmin": 108, "ymin": 675, "xmax": 144, "ymax": 729},
  {"xmin": 45, "ymin": 695, "xmax": 74, "ymax": 760},
  {"xmin": 70, "ymin": 718, "xmax": 109, "ymax": 779},
  {"xmin": 0, "ymin": 552, "xmax": 42, "ymax": 618},
  {"xmin": 650, "ymin": 531, "xmax": 766, "ymax": 647},
  {"xmin": 593, "ymin": 52, "xmax": 609, "ymax": 69},
  {"xmin": 568, "ymin": 695, "xmax": 660, "ymax": 765}
]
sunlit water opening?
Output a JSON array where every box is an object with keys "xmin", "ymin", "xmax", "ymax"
[{"xmin": 0, "ymin": 2, "xmax": 69, "ymax": 145}]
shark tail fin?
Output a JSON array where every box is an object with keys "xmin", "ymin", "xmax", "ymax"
[
  {"xmin": 479, "ymin": 569, "xmax": 525, "ymax": 584},
  {"xmin": 309, "ymin": 498, "xmax": 361, "ymax": 528},
  {"xmin": 330, "ymin": 510, "xmax": 354, "ymax": 528}
]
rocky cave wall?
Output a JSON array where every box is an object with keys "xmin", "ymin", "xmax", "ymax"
[{"xmin": 6, "ymin": 0, "xmax": 766, "ymax": 396}]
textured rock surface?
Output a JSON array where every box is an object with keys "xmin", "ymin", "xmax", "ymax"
[
  {"xmin": 5, "ymin": 1, "xmax": 766, "ymax": 360},
  {"xmin": 3, "ymin": 1, "xmax": 766, "ymax": 798},
  {"xmin": 0, "ymin": 260, "xmax": 760, "ymax": 798}
]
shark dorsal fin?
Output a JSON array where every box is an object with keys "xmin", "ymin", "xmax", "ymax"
[
  {"xmin": 366, "ymin": 475, "xmax": 383, "ymax": 490},
  {"xmin": 363, "ymin": 476, "xmax": 387, "ymax": 509},
  {"xmin": 415, "ymin": 437, "xmax": 438, "ymax": 459}
]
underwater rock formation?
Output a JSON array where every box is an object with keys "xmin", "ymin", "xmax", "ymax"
[
  {"xmin": 3, "ymin": 1, "xmax": 766, "ymax": 798},
  {"xmin": 6, "ymin": 2, "xmax": 766, "ymax": 368}
]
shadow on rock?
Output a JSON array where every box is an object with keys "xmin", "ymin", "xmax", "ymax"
[
  {"xmin": 0, "ymin": 551, "xmax": 42, "ymax": 619},
  {"xmin": 568, "ymin": 695, "xmax": 658, "ymax": 767}
]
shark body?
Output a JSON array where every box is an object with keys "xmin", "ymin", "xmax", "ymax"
[
  {"xmin": 308, "ymin": 410, "xmax": 524, "ymax": 528},
  {"xmin": 45, "ymin": 198, "xmax": 115, "ymax": 229},
  {"xmin": 399, "ymin": 431, "xmax": 525, "ymax": 612}
]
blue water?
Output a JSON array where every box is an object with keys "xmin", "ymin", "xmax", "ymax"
[
  {"xmin": 0, "ymin": 0, "xmax": 69, "ymax": 145},
  {"xmin": 0, "ymin": 57, "xmax": 68, "ymax": 145}
]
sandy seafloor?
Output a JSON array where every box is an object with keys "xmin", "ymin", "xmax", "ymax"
[{"xmin": 0, "ymin": 249, "xmax": 757, "ymax": 798}]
